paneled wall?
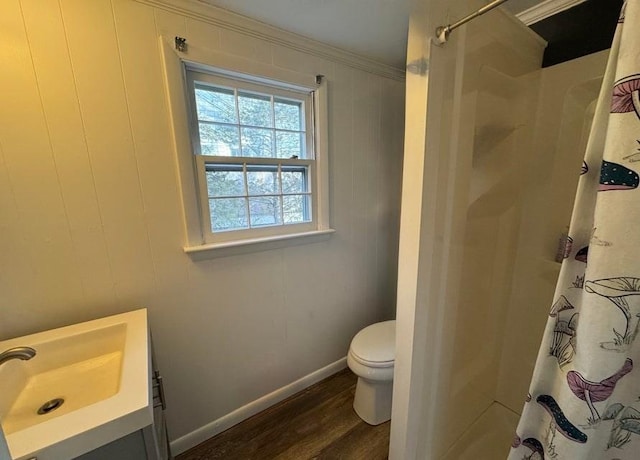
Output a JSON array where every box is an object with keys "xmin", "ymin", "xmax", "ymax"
[{"xmin": 0, "ymin": 0, "xmax": 405, "ymax": 448}]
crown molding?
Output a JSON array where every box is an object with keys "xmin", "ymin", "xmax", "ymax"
[
  {"xmin": 134, "ymin": 0, "xmax": 405, "ymax": 81},
  {"xmin": 516, "ymin": 0, "xmax": 587, "ymax": 25}
]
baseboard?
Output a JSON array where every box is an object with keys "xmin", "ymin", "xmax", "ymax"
[{"xmin": 170, "ymin": 357, "xmax": 348, "ymax": 455}]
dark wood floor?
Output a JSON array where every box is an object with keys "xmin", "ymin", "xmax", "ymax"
[{"xmin": 176, "ymin": 369, "xmax": 390, "ymax": 460}]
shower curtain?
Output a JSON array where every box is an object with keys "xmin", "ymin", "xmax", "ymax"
[{"xmin": 509, "ymin": 1, "xmax": 640, "ymax": 459}]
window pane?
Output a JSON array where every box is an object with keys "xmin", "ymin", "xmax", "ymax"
[
  {"xmin": 238, "ymin": 92, "xmax": 272, "ymax": 128},
  {"xmin": 240, "ymin": 127, "xmax": 274, "ymax": 157},
  {"xmin": 249, "ymin": 196, "xmax": 282, "ymax": 227},
  {"xmin": 283, "ymin": 195, "xmax": 310, "ymax": 224},
  {"xmin": 281, "ymin": 168, "xmax": 307, "ymax": 193},
  {"xmin": 209, "ymin": 198, "xmax": 248, "ymax": 231},
  {"xmin": 195, "ymin": 86, "xmax": 236, "ymax": 123},
  {"xmin": 276, "ymin": 132, "xmax": 305, "ymax": 159},
  {"xmin": 206, "ymin": 169, "xmax": 245, "ymax": 197},
  {"xmin": 247, "ymin": 166, "xmax": 279, "ymax": 195},
  {"xmin": 199, "ymin": 123, "xmax": 240, "ymax": 156},
  {"xmin": 275, "ymin": 99, "xmax": 302, "ymax": 130}
]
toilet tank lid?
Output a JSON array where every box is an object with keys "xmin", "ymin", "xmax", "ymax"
[{"xmin": 350, "ymin": 320, "xmax": 395, "ymax": 364}]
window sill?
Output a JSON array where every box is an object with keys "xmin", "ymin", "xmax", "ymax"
[{"xmin": 183, "ymin": 229, "xmax": 336, "ymax": 259}]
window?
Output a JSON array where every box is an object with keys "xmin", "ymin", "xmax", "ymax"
[
  {"xmin": 186, "ymin": 70, "xmax": 322, "ymax": 244},
  {"xmin": 159, "ymin": 37, "xmax": 332, "ymax": 254}
]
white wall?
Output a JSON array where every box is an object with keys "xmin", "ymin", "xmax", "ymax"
[
  {"xmin": 391, "ymin": 2, "xmax": 546, "ymax": 457},
  {"xmin": 0, "ymin": 0, "xmax": 405, "ymax": 448},
  {"xmin": 496, "ymin": 50, "xmax": 609, "ymax": 413},
  {"xmin": 391, "ymin": 7, "xmax": 607, "ymax": 455}
]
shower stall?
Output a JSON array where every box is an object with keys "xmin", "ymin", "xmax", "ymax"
[{"xmin": 391, "ymin": 0, "xmax": 609, "ymax": 458}]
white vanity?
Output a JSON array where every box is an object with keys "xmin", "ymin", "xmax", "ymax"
[{"xmin": 0, "ymin": 309, "xmax": 170, "ymax": 460}]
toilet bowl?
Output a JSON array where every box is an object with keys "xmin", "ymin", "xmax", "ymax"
[{"xmin": 347, "ymin": 320, "xmax": 395, "ymax": 425}]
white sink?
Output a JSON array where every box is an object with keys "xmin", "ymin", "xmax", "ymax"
[{"xmin": 0, "ymin": 309, "xmax": 152, "ymax": 460}]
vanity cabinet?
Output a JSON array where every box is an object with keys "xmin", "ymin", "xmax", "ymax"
[
  {"xmin": 75, "ymin": 335, "xmax": 171, "ymax": 460},
  {"xmin": 75, "ymin": 412, "xmax": 169, "ymax": 460},
  {"xmin": 74, "ymin": 430, "xmax": 148, "ymax": 460}
]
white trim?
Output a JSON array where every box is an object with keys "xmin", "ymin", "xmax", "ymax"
[
  {"xmin": 187, "ymin": 61, "xmax": 317, "ymax": 94},
  {"xmin": 184, "ymin": 228, "xmax": 335, "ymax": 258},
  {"xmin": 170, "ymin": 357, "xmax": 348, "ymax": 455},
  {"xmin": 516, "ymin": 0, "xmax": 587, "ymax": 25},
  {"xmin": 185, "ymin": 68, "xmax": 320, "ymax": 245},
  {"xmin": 136, "ymin": 0, "xmax": 404, "ymax": 81},
  {"xmin": 178, "ymin": 41, "xmax": 319, "ymax": 90},
  {"xmin": 160, "ymin": 35, "xmax": 333, "ymax": 253},
  {"xmin": 313, "ymin": 78, "xmax": 331, "ymax": 229}
]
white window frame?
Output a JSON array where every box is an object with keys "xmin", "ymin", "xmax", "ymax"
[
  {"xmin": 159, "ymin": 36, "xmax": 332, "ymax": 256},
  {"xmin": 186, "ymin": 70, "xmax": 317, "ymax": 244}
]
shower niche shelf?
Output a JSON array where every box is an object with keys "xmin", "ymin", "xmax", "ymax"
[
  {"xmin": 468, "ymin": 65, "xmax": 528, "ymax": 214},
  {"xmin": 473, "ymin": 124, "xmax": 519, "ymax": 164},
  {"xmin": 476, "ymin": 65, "xmax": 522, "ymax": 99},
  {"xmin": 471, "ymin": 66, "xmax": 523, "ymax": 157}
]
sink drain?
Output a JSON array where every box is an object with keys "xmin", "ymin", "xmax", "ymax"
[{"xmin": 37, "ymin": 398, "xmax": 64, "ymax": 415}]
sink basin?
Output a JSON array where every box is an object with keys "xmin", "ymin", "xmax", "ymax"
[{"xmin": 0, "ymin": 309, "xmax": 152, "ymax": 460}]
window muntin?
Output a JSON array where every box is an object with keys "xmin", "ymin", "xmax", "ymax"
[
  {"xmin": 204, "ymin": 163, "xmax": 311, "ymax": 232},
  {"xmin": 192, "ymin": 81, "xmax": 308, "ymax": 160},
  {"xmin": 187, "ymin": 70, "xmax": 316, "ymax": 242}
]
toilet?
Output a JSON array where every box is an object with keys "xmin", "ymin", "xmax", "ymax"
[{"xmin": 347, "ymin": 320, "xmax": 395, "ymax": 425}]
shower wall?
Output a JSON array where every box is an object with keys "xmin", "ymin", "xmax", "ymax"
[
  {"xmin": 428, "ymin": 14, "xmax": 544, "ymax": 457},
  {"xmin": 433, "ymin": 47, "xmax": 610, "ymax": 459},
  {"xmin": 438, "ymin": 48, "xmax": 610, "ymax": 460},
  {"xmin": 392, "ymin": 3, "xmax": 610, "ymax": 458},
  {"xmin": 497, "ymin": 49, "xmax": 610, "ymax": 414}
]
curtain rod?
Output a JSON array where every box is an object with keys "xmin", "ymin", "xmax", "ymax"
[{"xmin": 435, "ymin": 0, "xmax": 510, "ymax": 44}]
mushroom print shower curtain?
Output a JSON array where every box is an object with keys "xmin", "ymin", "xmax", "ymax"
[{"xmin": 509, "ymin": 2, "xmax": 640, "ymax": 459}]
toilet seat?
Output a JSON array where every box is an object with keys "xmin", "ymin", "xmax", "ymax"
[
  {"xmin": 349, "ymin": 320, "xmax": 395, "ymax": 368},
  {"xmin": 349, "ymin": 350, "xmax": 394, "ymax": 368}
]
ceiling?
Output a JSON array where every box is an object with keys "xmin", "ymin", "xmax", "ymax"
[{"xmin": 199, "ymin": 0, "xmax": 544, "ymax": 69}]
